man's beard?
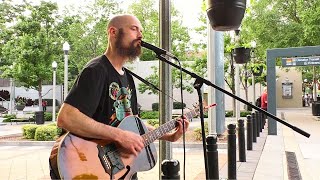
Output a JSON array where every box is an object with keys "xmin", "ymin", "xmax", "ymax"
[{"xmin": 115, "ymin": 29, "xmax": 141, "ymax": 61}]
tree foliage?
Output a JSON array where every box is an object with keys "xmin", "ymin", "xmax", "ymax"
[
  {"xmin": 1, "ymin": 1, "xmax": 61, "ymax": 108},
  {"xmin": 130, "ymin": 0, "xmax": 194, "ymax": 94}
]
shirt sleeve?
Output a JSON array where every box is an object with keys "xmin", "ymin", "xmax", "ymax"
[{"xmin": 65, "ymin": 66, "xmax": 105, "ymax": 117}]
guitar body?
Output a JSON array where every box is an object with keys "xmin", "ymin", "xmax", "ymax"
[{"xmin": 52, "ymin": 116, "xmax": 157, "ymax": 180}]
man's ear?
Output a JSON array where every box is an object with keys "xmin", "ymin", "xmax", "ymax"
[{"xmin": 108, "ymin": 27, "xmax": 117, "ymax": 37}]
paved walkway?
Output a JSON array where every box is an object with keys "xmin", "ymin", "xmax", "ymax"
[{"xmin": 0, "ymin": 107, "xmax": 319, "ymax": 180}]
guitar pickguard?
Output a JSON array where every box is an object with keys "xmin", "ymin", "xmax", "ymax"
[{"xmin": 97, "ymin": 144, "xmax": 125, "ymax": 176}]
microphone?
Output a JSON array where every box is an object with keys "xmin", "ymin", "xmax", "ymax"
[{"xmin": 141, "ymin": 41, "xmax": 176, "ymax": 58}]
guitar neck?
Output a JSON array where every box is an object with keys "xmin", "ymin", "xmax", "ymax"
[
  {"xmin": 142, "ymin": 119, "xmax": 176, "ymax": 147},
  {"xmin": 141, "ymin": 108, "xmax": 198, "ymax": 147}
]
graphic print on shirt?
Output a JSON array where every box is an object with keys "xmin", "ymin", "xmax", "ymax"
[{"xmin": 109, "ymin": 82, "xmax": 133, "ymax": 127}]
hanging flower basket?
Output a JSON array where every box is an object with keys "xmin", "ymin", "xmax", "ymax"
[
  {"xmin": 15, "ymin": 104, "xmax": 25, "ymax": 111},
  {"xmin": 233, "ymin": 47, "xmax": 251, "ymax": 64},
  {"xmin": 251, "ymin": 65, "xmax": 264, "ymax": 76},
  {"xmin": 206, "ymin": 0, "xmax": 247, "ymax": 31}
]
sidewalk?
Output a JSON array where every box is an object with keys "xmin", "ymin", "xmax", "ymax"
[{"xmin": 0, "ymin": 107, "xmax": 319, "ymax": 179}]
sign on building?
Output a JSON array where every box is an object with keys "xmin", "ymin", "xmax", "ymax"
[{"xmin": 281, "ymin": 56, "xmax": 320, "ymax": 67}]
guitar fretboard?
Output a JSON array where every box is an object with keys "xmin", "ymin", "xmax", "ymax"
[
  {"xmin": 141, "ymin": 108, "xmax": 199, "ymax": 147},
  {"xmin": 141, "ymin": 120, "xmax": 176, "ymax": 147}
]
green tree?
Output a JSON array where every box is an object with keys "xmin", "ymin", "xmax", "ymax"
[
  {"xmin": 1, "ymin": 1, "xmax": 61, "ymax": 110},
  {"xmin": 129, "ymin": 0, "xmax": 193, "ymax": 94},
  {"xmin": 55, "ymin": 0, "xmax": 122, "ymax": 85}
]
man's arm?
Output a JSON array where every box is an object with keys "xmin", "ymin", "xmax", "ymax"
[{"xmin": 57, "ymin": 103, "xmax": 144, "ymax": 156}]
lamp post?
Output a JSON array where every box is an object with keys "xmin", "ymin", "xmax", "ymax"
[
  {"xmin": 9, "ymin": 65, "xmax": 14, "ymax": 114},
  {"xmin": 250, "ymin": 41, "xmax": 257, "ymax": 111},
  {"xmin": 52, "ymin": 61, "xmax": 57, "ymax": 122},
  {"xmin": 63, "ymin": 42, "xmax": 70, "ymax": 100}
]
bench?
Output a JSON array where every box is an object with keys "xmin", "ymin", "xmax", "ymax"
[
  {"xmin": 10, "ymin": 113, "xmax": 35, "ymax": 125},
  {"xmin": 10, "ymin": 118, "xmax": 33, "ymax": 125}
]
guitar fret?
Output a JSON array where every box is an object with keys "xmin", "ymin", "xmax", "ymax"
[{"xmin": 143, "ymin": 105, "xmax": 204, "ymax": 147}]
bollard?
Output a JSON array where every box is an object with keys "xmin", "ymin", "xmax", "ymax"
[
  {"xmin": 206, "ymin": 135, "xmax": 219, "ymax": 180},
  {"xmin": 227, "ymin": 124, "xmax": 237, "ymax": 180},
  {"xmin": 237, "ymin": 119, "xmax": 246, "ymax": 162},
  {"xmin": 261, "ymin": 112, "xmax": 265, "ymax": 130},
  {"xmin": 260, "ymin": 112, "xmax": 263, "ymax": 132},
  {"xmin": 255, "ymin": 111, "xmax": 260, "ymax": 137},
  {"xmin": 161, "ymin": 159, "xmax": 180, "ymax": 180},
  {"xmin": 246, "ymin": 115, "xmax": 253, "ymax": 150},
  {"xmin": 251, "ymin": 113, "xmax": 257, "ymax": 142}
]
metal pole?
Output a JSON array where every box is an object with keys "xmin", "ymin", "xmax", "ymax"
[
  {"xmin": 206, "ymin": 135, "xmax": 219, "ymax": 179},
  {"xmin": 238, "ymin": 119, "xmax": 246, "ymax": 162},
  {"xmin": 53, "ymin": 68, "xmax": 56, "ymax": 121},
  {"xmin": 246, "ymin": 115, "xmax": 253, "ymax": 150},
  {"xmin": 313, "ymin": 66, "xmax": 317, "ymax": 100},
  {"xmin": 9, "ymin": 78, "xmax": 13, "ymax": 114},
  {"xmin": 252, "ymin": 74, "xmax": 255, "ymax": 112},
  {"xmin": 64, "ymin": 52, "xmax": 68, "ymax": 100},
  {"xmin": 227, "ymin": 124, "xmax": 237, "ymax": 179},
  {"xmin": 159, "ymin": 1, "xmax": 172, "ymax": 178},
  {"xmin": 235, "ymin": 64, "xmax": 240, "ymax": 120},
  {"xmin": 207, "ymin": 21, "xmax": 216, "ymax": 134}
]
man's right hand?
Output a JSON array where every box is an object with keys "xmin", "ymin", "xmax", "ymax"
[{"xmin": 116, "ymin": 130, "xmax": 145, "ymax": 157}]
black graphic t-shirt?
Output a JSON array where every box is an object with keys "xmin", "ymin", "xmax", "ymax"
[{"xmin": 65, "ymin": 55, "xmax": 138, "ymax": 126}]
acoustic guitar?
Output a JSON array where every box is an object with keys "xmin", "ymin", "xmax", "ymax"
[{"xmin": 49, "ymin": 104, "xmax": 215, "ymax": 180}]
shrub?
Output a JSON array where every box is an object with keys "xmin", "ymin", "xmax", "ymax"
[
  {"xmin": 2, "ymin": 114, "xmax": 16, "ymax": 122},
  {"xmin": 152, "ymin": 103, "xmax": 159, "ymax": 111},
  {"xmin": 22, "ymin": 124, "xmax": 39, "ymax": 139},
  {"xmin": 140, "ymin": 111, "xmax": 159, "ymax": 119},
  {"xmin": 240, "ymin": 111, "xmax": 252, "ymax": 117},
  {"xmin": 47, "ymin": 123, "xmax": 63, "ymax": 136},
  {"xmin": 224, "ymin": 110, "xmax": 251, "ymax": 117},
  {"xmin": 44, "ymin": 112, "xmax": 52, "ymax": 121},
  {"xmin": 173, "ymin": 102, "xmax": 186, "ymax": 109},
  {"xmin": 34, "ymin": 126, "xmax": 57, "ymax": 141},
  {"xmin": 225, "ymin": 111, "xmax": 233, "ymax": 117},
  {"xmin": 147, "ymin": 119, "xmax": 159, "ymax": 126},
  {"xmin": 193, "ymin": 122, "xmax": 208, "ymax": 141}
]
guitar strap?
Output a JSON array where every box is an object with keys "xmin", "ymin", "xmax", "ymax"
[{"xmin": 134, "ymin": 116, "xmax": 156, "ymax": 166}]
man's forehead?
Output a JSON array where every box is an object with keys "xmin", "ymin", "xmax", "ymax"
[{"xmin": 125, "ymin": 17, "xmax": 143, "ymax": 30}]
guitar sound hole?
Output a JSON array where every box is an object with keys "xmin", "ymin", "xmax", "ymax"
[{"xmin": 118, "ymin": 165, "xmax": 131, "ymax": 180}]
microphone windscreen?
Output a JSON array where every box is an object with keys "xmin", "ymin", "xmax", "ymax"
[{"xmin": 206, "ymin": 0, "xmax": 246, "ymax": 31}]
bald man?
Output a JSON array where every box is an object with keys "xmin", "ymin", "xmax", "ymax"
[{"xmin": 51, "ymin": 14, "xmax": 189, "ymax": 179}]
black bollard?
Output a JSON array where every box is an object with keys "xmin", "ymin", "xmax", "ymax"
[
  {"xmin": 251, "ymin": 113, "xmax": 257, "ymax": 143},
  {"xmin": 255, "ymin": 111, "xmax": 260, "ymax": 137},
  {"xmin": 227, "ymin": 124, "xmax": 237, "ymax": 180},
  {"xmin": 246, "ymin": 115, "xmax": 253, "ymax": 150},
  {"xmin": 206, "ymin": 135, "xmax": 219, "ymax": 180},
  {"xmin": 161, "ymin": 159, "xmax": 180, "ymax": 180},
  {"xmin": 237, "ymin": 119, "xmax": 246, "ymax": 162},
  {"xmin": 261, "ymin": 112, "xmax": 265, "ymax": 131}
]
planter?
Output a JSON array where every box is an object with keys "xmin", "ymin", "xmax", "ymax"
[
  {"xmin": 15, "ymin": 104, "xmax": 25, "ymax": 111},
  {"xmin": 233, "ymin": 47, "xmax": 251, "ymax": 64},
  {"xmin": 206, "ymin": 0, "xmax": 246, "ymax": 31},
  {"xmin": 252, "ymin": 65, "xmax": 263, "ymax": 76}
]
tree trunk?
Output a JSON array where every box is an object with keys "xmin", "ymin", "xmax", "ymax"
[
  {"xmin": 230, "ymin": 53, "xmax": 236, "ymax": 117},
  {"xmin": 38, "ymin": 80, "xmax": 43, "ymax": 111}
]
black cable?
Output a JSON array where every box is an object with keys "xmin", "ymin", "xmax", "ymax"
[{"xmin": 173, "ymin": 56, "xmax": 186, "ymax": 180}]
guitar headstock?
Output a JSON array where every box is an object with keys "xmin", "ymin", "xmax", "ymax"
[{"xmin": 186, "ymin": 103, "xmax": 216, "ymax": 119}]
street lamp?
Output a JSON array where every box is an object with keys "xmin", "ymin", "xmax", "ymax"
[
  {"xmin": 250, "ymin": 41, "xmax": 257, "ymax": 111},
  {"xmin": 52, "ymin": 61, "xmax": 57, "ymax": 121},
  {"xmin": 63, "ymin": 41, "xmax": 70, "ymax": 100},
  {"xmin": 9, "ymin": 65, "xmax": 14, "ymax": 114}
]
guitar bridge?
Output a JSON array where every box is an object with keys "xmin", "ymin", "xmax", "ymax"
[{"xmin": 97, "ymin": 144, "xmax": 125, "ymax": 175}]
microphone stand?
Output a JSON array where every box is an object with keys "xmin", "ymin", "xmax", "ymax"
[{"xmin": 155, "ymin": 53, "xmax": 311, "ymax": 179}]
